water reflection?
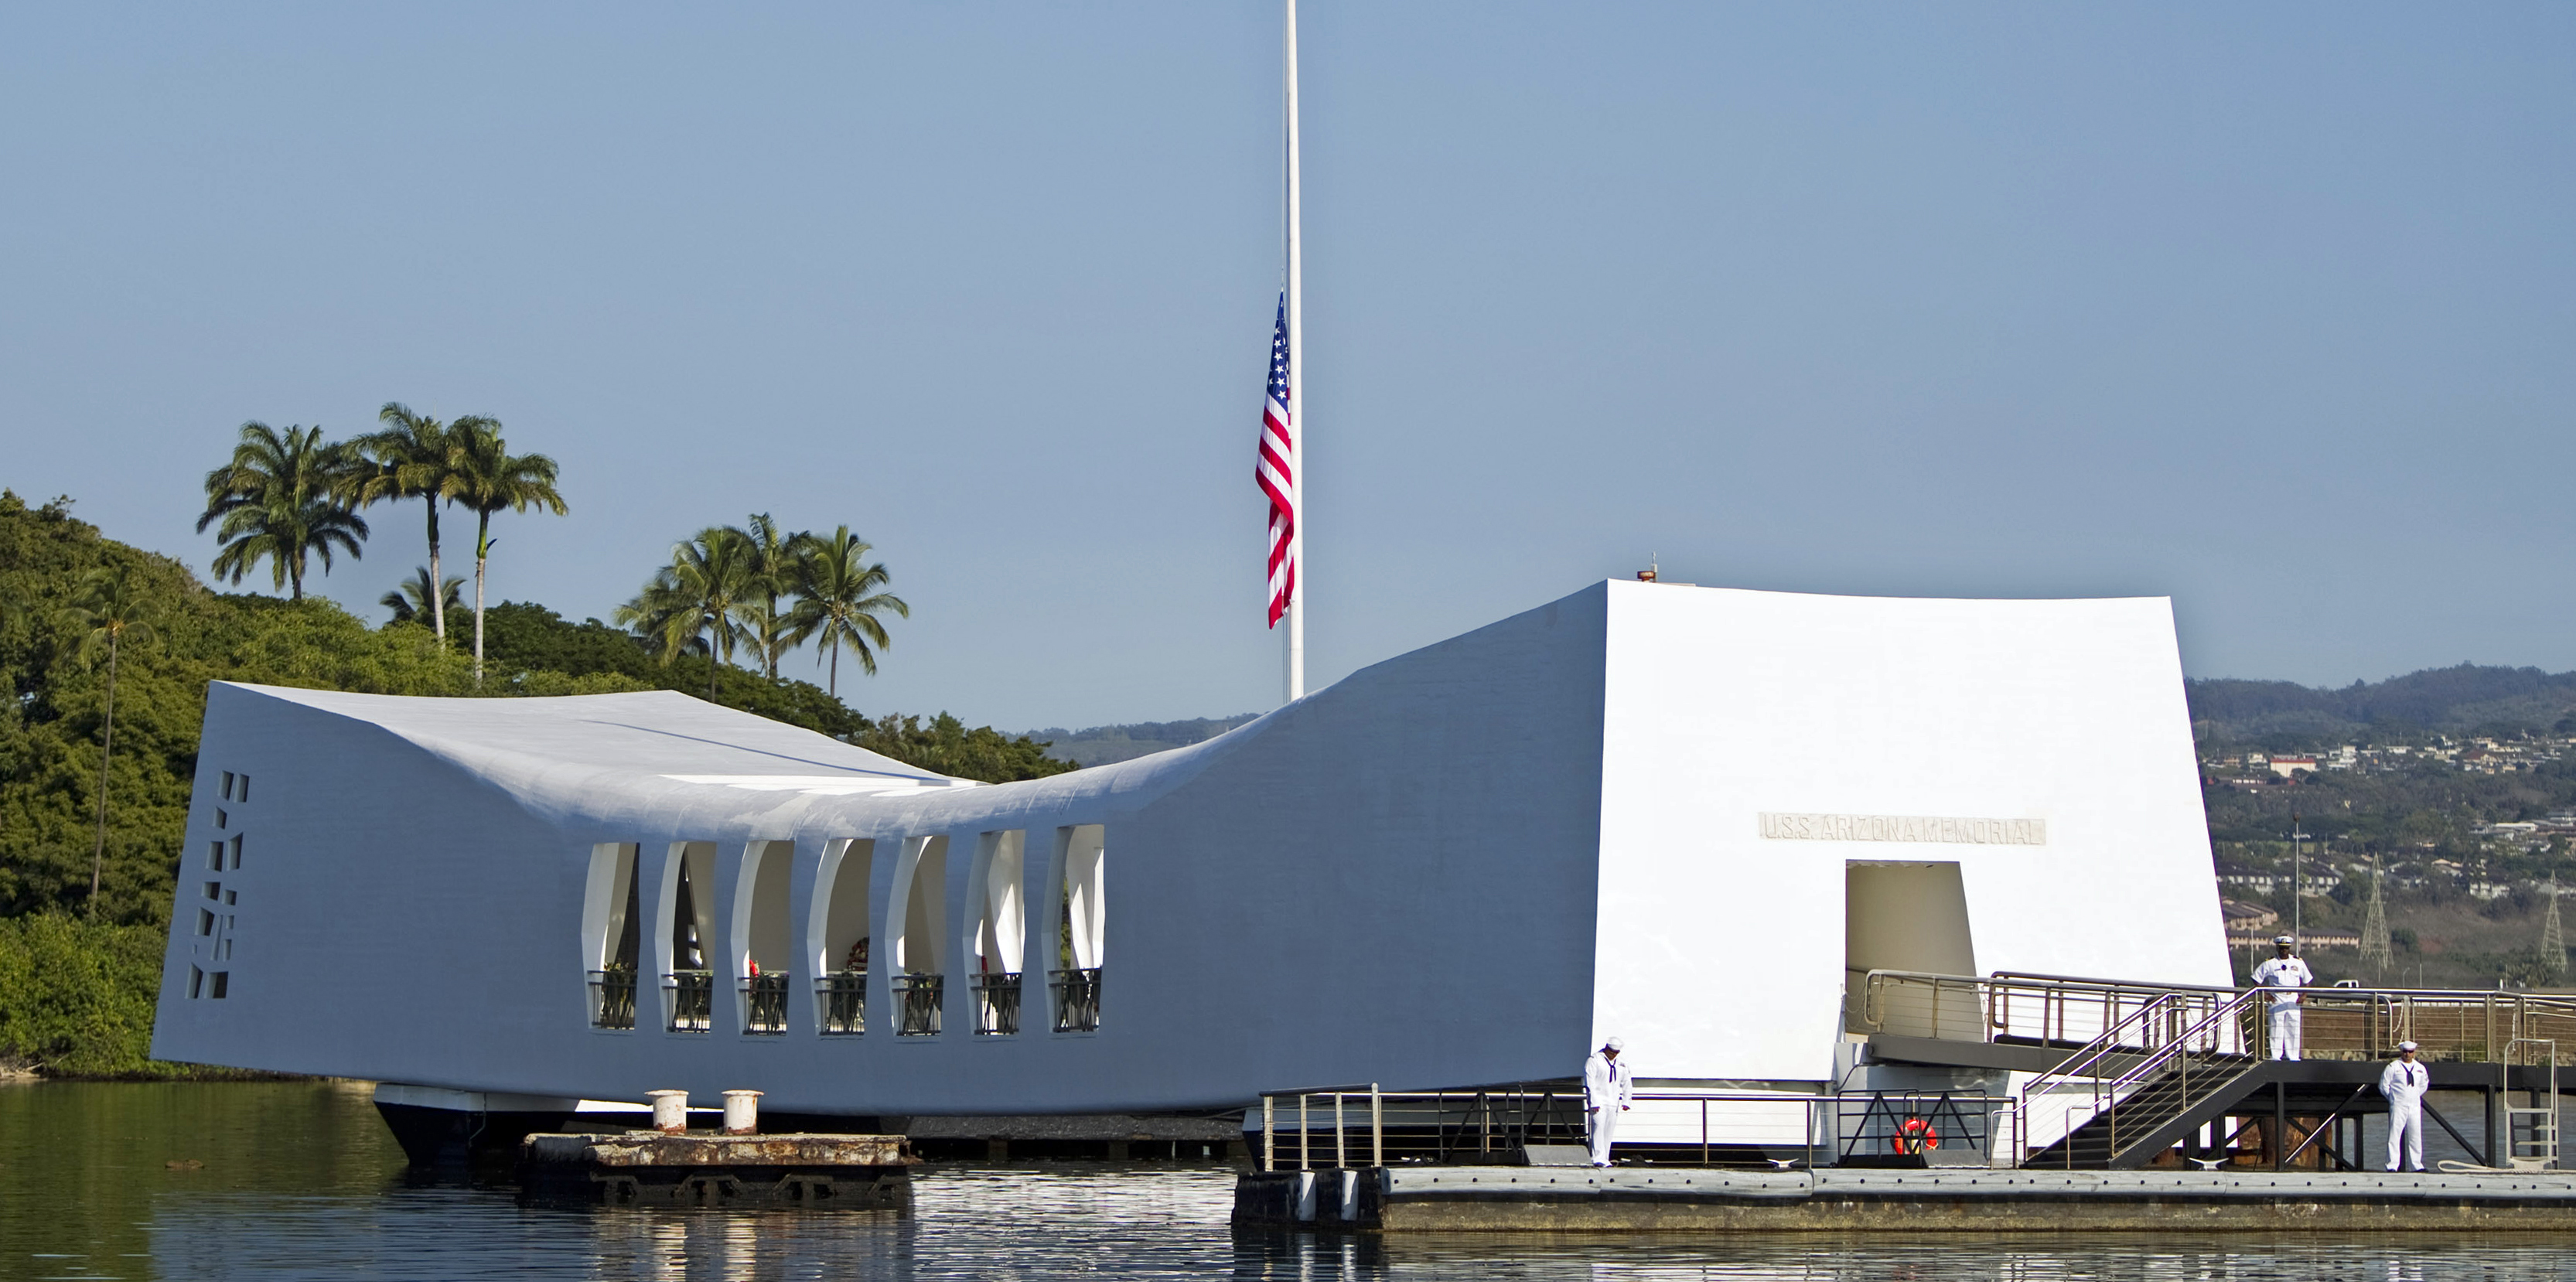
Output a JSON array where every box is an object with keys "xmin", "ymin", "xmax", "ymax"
[{"xmin": 7, "ymin": 1083, "xmax": 2576, "ymax": 1280}]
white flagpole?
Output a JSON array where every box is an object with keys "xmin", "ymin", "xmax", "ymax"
[{"xmin": 1284, "ymin": 0, "xmax": 1306, "ymax": 702}]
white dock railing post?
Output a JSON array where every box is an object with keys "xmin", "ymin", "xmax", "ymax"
[
  {"xmin": 1371, "ymin": 1083, "xmax": 1384, "ymax": 1168},
  {"xmin": 1334, "ymin": 1092, "xmax": 1346, "ymax": 1170},
  {"xmin": 1299, "ymin": 1094, "xmax": 1310, "ymax": 1173}
]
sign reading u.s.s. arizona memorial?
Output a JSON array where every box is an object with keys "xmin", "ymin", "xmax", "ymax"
[{"xmin": 1758, "ymin": 812, "xmax": 2047, "ymax": 846}]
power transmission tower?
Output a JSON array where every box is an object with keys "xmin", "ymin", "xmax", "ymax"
[
  {"xmin": 2359, "ymin": 854, "xmax": 2394, "ymax": 977},
  {"xmin": 2543, "ymin": 871, "xmax": 2567, "ymax": 978}
]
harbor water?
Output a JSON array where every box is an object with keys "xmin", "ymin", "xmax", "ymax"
[{"xmin": 8, "ymin": 1081, "xmax": 2576, "ymax": 1280}]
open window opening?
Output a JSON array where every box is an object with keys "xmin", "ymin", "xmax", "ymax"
[
  {"xmin": 659, "ymin": 842, "xmax": 718, "ymax": 1033},
  {"xmin": 1844, "ymin": 860, "xmax": 1979, "ymax": 1040},
  {"xmin": 885, "ymin": 836, "xmax": 948, "ymax": 1036},
  {"xmin": 967, "ymin": 831, "xmax": 1026, "ymax": 1035},
  {"xmin": 733, "ymin": 840, "xmax": 794, "ymax": 1035},
  {"xmin": 808, "ymin": 839, "xmax": 874, "ymax": 1035},
  {"xmin": 1045, "ymin": 825, "xmax": 1105, "ymax": 1032},
  {"xmin": 582, "ymin": 844, "xmax": 642, "ymax": 1029}
]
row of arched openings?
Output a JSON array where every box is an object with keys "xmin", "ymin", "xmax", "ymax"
[{"xmin": 581, "ymin": 827, "xmax": 1105, "ymax": 1038}]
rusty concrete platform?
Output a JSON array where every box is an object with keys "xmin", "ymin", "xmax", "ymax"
[{"xmin": 519, "ymin": 1132, "xmax": 913, "ymax": 1209}]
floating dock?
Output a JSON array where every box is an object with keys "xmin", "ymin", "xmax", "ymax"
[
  {"xmin": 1236, "ymin": 1167, "xmax": 2576, "ymax": 1233},
  {"xmin": 518, "ymin": 1132, "xmax": 912, "ymax": 1209}
]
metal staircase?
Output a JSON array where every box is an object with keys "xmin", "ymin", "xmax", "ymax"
[{"xmin": 2018, "ymin": 988, "xmax": 2267, "ymax": 1169}]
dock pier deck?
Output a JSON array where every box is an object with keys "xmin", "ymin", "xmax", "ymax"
[{"xmin": 1237, "ymin": 1167, "xmax": 2576, "ymax": 1233}]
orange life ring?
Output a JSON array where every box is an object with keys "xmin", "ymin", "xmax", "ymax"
[{"xmin": 1894, "ymin": 1117, "xmax": 1941, "ymax": 1154}]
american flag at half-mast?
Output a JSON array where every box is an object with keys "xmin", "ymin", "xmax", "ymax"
[{"xmin": 1256, "ymin": 293, "xmax": 1296, "ymax": 627}]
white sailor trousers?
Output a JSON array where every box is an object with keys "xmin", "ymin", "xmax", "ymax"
[
  {"xmin": 2267, "ymin": 1005, "xmax": 2302, "ymax": 1061},
  {"xmin": 1587, "ymin": 1105, "xmax": 1619, "ymax": 1165},
  {"xmin": 2386, "ymin": 1100, "xmax": 2424, "ymax": 1171}
]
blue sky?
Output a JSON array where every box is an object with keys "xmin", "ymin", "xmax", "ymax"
[{"xmin": 5, "ymin": 4, "xmax": 2571, "ymax": 728}]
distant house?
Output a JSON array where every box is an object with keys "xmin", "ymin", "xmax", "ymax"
[
  {"xmin": 2223, "ymin": 871, "xmax": 2339, "ymax": 897},
  {"xmin": 2220, "ymin": 899, "xmax": 2278, "ymax": 932},
  {"xmin": 2230, "ymin": 933, "xmax": 2361, "ymax": 949},
  {"xmin": 2269, "ymin": 756, "xmax": 2318, "ymax": 778}
]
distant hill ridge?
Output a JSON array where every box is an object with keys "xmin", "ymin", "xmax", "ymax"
[
  {"xmin": 1024, "ymin": 715, "xmax": 1262, "ymax": 768},
  {"xmin": 1034, "ymin": 665, "xmax": 2576, "ymax": 765},
  {"xmin": 2187, "ymin": 663, "xmax": 2576, "ymax": 744}
]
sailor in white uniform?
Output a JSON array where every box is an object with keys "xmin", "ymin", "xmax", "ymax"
[
  {"xmin": 2251, "ymin": 935, "xmax": 2314, "ymax": 1061},
  {"xmin": 1583, "ymin": 1037, "xmax": 1631, "ymax": 1168},
  {"xmin": 2380, "ymin": 1041, "xmax": 2429, "ymax": 1172}
]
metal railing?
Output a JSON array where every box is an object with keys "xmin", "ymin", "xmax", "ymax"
[
  {"xmin": 588, "ymin": 967, "xmax": 637, "ymax": 1030},
  {"xmin": 1853, "ymin": 967, "xmax": 2576, "ymax": 1065},
  {"xmin": 1253, "ymin": 1083, "xmax": 2018, "ymax": 1171},
  {"xmin": 740, "ymin": 970, "xmax": 790, "ymax": 1035},
  {"xmin": 973, "ymin": 972, "xmax": 1022, "ymax": 1035},
  {"xmin": 816, "ymin": 969, "xmax": 865, "ymax": 1035},
  {"xmin": 1051, "ymin": 967, "xmax": 1101, "ymax": 1032},
  {"xmin": 891, "ymin": 973, "xmax": 943, "ymax": 1036},
  {"xmin": 1853, "ymin": 969, "xmax": 2250, "ymax": 1053},
  {"xmin": 663, "ymin": 970, "xmax": 713, "ymax": 1033},
  {"xmin": 2503, "ymin": 1038, "xmax": 2561, "ymax": 1170}
]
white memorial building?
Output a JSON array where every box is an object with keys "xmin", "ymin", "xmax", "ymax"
[{"xmin": 150, "ymin": 580, "xmax": 2229, "ymax": 1119}]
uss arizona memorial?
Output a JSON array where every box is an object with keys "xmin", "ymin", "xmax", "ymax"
[{"xmin": 150, "ymin": 578, "xmax": 2230, "ymax": 1123}]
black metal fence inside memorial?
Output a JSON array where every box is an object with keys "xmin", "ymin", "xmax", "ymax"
[
  {"xmin": 817, "ymin": 969, "xmax": 865, "ymax": 1035},
  {"xmin": 973, "ymin": 972, "xmax": 1022, "ymax": 1035},
  {"xmin": 1050, "ymin": 967, "xmax": 1102, "ymax": 1032},
  {"xmin": 740, "ymin": 971, "xmax": 790, "ymax": 1035},
  {"xmin": 664, "ymin": 970, "xmax": 714, "ymax": 1033},
  {"xmin": 892, "ymin": 973, "xmax": 943, "ymax": 1036},
  {"xmin": 588, "ymin": 967, "xmax": 637, "ymax": 1031}
]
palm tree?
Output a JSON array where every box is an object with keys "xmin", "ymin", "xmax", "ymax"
[
  {"xmin": 616, "ymin": 528, "xmax": 758, "ymax": 701},
  {"xmin": 732, "ymin": 513, "xmax": 800, "ymax": 680},
  {"xmin": 57, "ymin": 566, "xmax": 159, "ymax": 915},
  {"xmin": 445, "ymin": 418, "xmax": 568, "ymax": 681},
  {"xmin": 784, "ymin": 526, "xmax": 908, "ymax": 699},
  {"xmin": 198, "ymin": 422, "xmax": 368, "ymax": 600},
  {"xmin": 350, "ymin": 404, "xmax": 486, "ymax": 644},
  {"xmin": 381, "ymin": 565, "xmax": 467, "ymax": 629}
]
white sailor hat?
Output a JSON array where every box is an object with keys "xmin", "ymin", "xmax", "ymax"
[
  {"xmin": 2399, "ymin": 1041, "xmax": 2419, "ymax": 1052},
  {"xmin": 2274, "ymin": 935, "xmax": 2296, "ymax": 946},
  {"xmin": 1602, "ymin": 1037, "xmax": 1624, "ymax": 1052}
]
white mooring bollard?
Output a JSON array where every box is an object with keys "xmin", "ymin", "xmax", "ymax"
[
  {"xmin": 723, "ymin": 1090, "xmax": 763, "ymax": 1135},
  {"xmin": 648, "ymin": 1089, "xmax": 689, "ymax": 1134}
]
